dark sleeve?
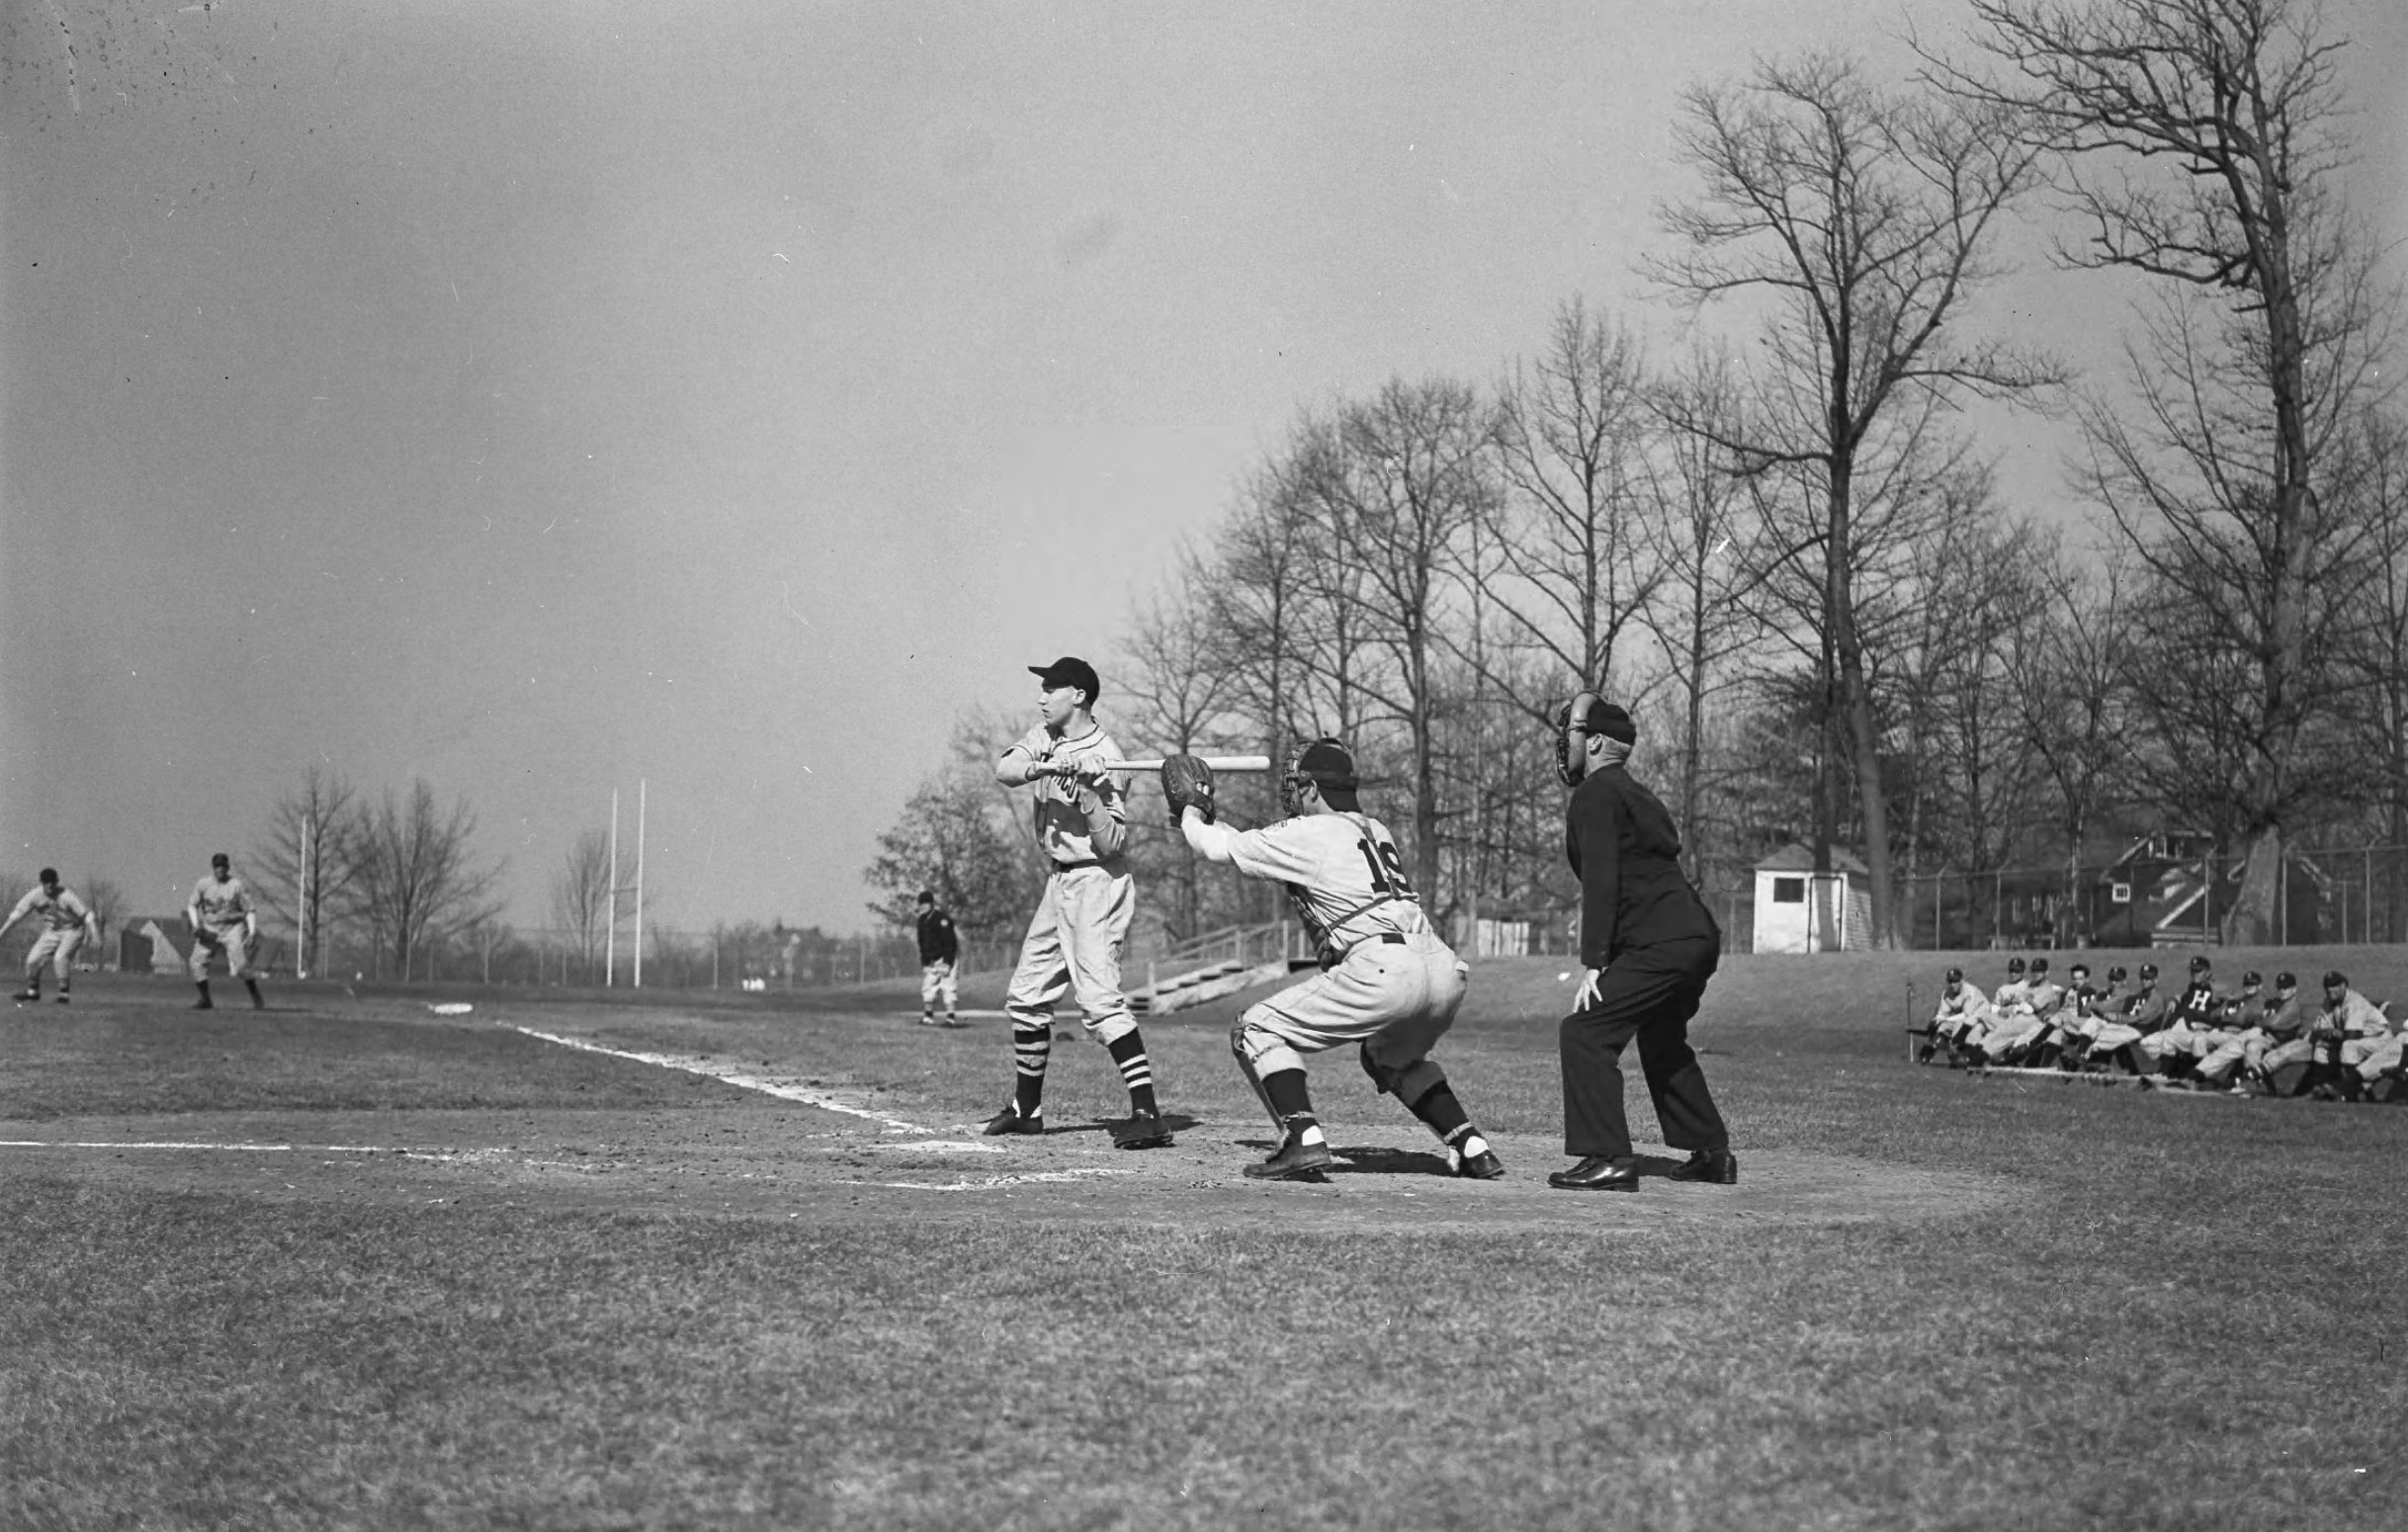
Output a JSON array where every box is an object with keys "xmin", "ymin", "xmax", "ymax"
[
  {"xmin": 938, "ymin": 916, "xmax": 958, "ymax": 961},
  {"xmin": 1575, "ymin": 785, "xmax": 1621, "ymax": 970}
]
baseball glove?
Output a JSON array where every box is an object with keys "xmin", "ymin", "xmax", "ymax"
[{"xmin": 1159, "ymin": 753, "xmax": 1217, "ymax": 827}]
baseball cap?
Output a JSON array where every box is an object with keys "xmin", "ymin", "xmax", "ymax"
[
  {"xmin": 39, "ymin": 867, "xmax": 58, "ymax": 884},
  {"xmin": 2139, "ymin": 962, "xmax": 2158, "ymax": 979},
  {"xmin": 2322, "ymin": 970, "xmax": 2348, "ymax": 989},
  {"xmin": 211, "ymin": 852, "xmax": 230, "ymax": 868},
  {"xmin": 2189, "ymin": 954, "xmax": 2211, "ymax": 972},
  {"xmin": 1029, "ymin": 656, "xmax": 1101, "ymax": 702},
  {"xmin": 916, "ymin": 890, "xmax": 934, "ymax": 903},
  {"xmin": 1584, "ymin": 701, "xmax": 1637, "ymax": 744},
  {"xmin": 2242, "ymin": 970, "xmax": 2263, "ymax": 986},
  {"xmin": 2006, "ymin": 957, "xmax": 2025, "ymax": 974},
  {"xmin": 1944, "ymin": 967, "xmax": 1963, "ymax": 982},
  {"xmin": 1291, "ymin": 737, "xmax": 1359, "ymax": 790},
  {"xmin": 2107, "ymin": 966, "xmax": 2127, "ymax": 982},
  {"xmin": 2276, "ymin": 971, "xmax": 2297, "ymax": 989},
  {"xmin": 2029, "ymin": 958, "xmax": 2050, "ymax": 975}
]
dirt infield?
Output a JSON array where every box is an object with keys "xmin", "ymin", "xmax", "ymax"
[{"xmin": 0, "ymin": 994, "xmax": 2005, "ymax": 1234}]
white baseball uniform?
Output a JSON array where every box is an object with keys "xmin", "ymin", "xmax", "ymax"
[
  {"xmin": 8, "ymin": 884, "xmax": 95, "ymax": 985},
  {"xmin": 188, "ymin": 873, "xmax": 257, "ymax": 979},
  {"xmin": 1000, "ymin": 721, "xmax": 1137, "ymax": 1042}
]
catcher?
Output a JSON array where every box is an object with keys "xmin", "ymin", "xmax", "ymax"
[{"xmin": 1162, "ymin": 740, "xmax": 1505, "ymax": 1183}]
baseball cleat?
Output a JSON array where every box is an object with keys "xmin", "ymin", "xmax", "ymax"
[
  {"xmin": 1242, "ymin": 1136, "xmax": 1333, "ymax": 1180},
  {"xmin": 941, "ymin": 1015, "xmax": 967, "ymax": 1028},
  {"xmin": 53, "ymin": 994, "xmax": 70, "ymax": 1004},
  {"xmin": 1111, "ymin": 1109, "xmax": 1175, "ymax": 1150},
  {"xmin": 1453, "ymin": 1148, "xmax": 1506, "ymax": 1181},
  {"xmin": 192, "ymin": 998, "xmax": 215, "ymax": 1010},
  {"xmin": 11, "ymin": 989, "xmax": 38, "ymax": 1003},
  {"xmin": 981, "ymin": 1104, "xmax": 1045, "ymax": 1137}
]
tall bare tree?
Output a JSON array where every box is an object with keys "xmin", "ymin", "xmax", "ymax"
[
  {"xmin": 351, "ymin": 779, "xmax": 506, "ymax": 981},
  {"xmin": 1939, "ymin": 0, "xmax": 2396, "ymax": 939},
  {"xmin": 2006, "ymin": 545, "xmax": 2138, "ymax": 943},
  {"xmin": 250, "ymin": 765, "xmax": 361, "ymax": 979},
  {"xmin": 1647, "ymin": 50, "xmax": 2057, "ymax": 946},
  {"xmin": 551, "ymin": 828, "xmax": 616, "ymax": 981}
]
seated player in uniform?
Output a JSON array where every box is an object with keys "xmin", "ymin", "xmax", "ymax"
[
  {"xmin": 2138, "ymin": 954, "xmax": 2220, "ymax": 1079},
  {"xmin": 2307, "ymin": 972, "xmax": 2392, "ymax": 1101},
  {"xmin": 1927, "ymin": 967, "xmax": 1994, "ymax": 1064},
  {"xmin": 2238, "ymin": 973, "xmax": 2314, "ymax": 1095},
  {"xmin": 2056, "ymin": 965, "xmax": 2128, "ymax": 1071},
  {"xmin": 2029, "ymin": 961, "xmax": 2100, "ymax": 1067},
  {"xmin": 2081, "ymin": 961, "xmax": 2166, "ymax": 1073},
  {"xmin": 1167, "ymin": 739, "xmax": 1505, "ymax": 1182},
  {"xmin": 1980, "ymin": 957, "xmax": 2064, "ymax": 1064}
]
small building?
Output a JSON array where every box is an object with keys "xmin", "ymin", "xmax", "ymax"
[
  {"xmin": 2089, "ymin": 830, "xmax": 2329, "ymax": 947},
  {"xmin": 121, "ymin": 916, "xmax": 196, "ymax": 976},
  {"xmin": 1752, "ymin": 843, "xmax": 1872, "ymax": 954}
]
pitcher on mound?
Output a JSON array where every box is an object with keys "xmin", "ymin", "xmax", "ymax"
[{"xmin": 983, "ymin": 656, "xmax": 1173, "ymax": 1149}]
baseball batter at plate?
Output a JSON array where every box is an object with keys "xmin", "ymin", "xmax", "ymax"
[
  {"xmin": 982, "ymin": 657, "xmax": 1173, "ymax": 1149},
  {"xmin": 1166, "ymin": 737, "xmax": 1505, "ymax": 1183},
  {"xmin": 1, "ymin": 869, "xmax": 99, "ymax": 1004},
  {"xmin": 187, "ymin": 851, "xmax": 264, "ymax": 1010}
]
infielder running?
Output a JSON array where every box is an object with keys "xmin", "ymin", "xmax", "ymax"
[
  {"xmin": 1, "ymin": 869, "xmax": 99, "ymax": 1003},
  {"xmin": 983, "ymin": 657, "xmax": 1173, "ymax": 1149},
  {"xmin": 187, "ymin": 852, "xmax": 264, "ymax": 1010},
  {"xmin": 1165, "ymin": 738, "xmax": 1505, "ymax": 1183}
]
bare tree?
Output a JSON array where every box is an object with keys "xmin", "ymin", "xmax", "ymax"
[
  {"xmin": 1646, "ymin": 50, "xmax": 2058, "ymax": 946},
  {"xmin": 1937, "ymin": 0, "xmax": 2396, "ymax": 939},
  {"xmin": 78, "ymin": 876, "xmax": 126, "ymax": 958},
  {"xmin": 2006, "ymin": 545, "xmax": 2139, "ymax": 943},
  {"xmin": 351, "ymin": 779, "xmax": 506, "ymax": 981},
  {"xmin": 551, "ymin": 828, "xmax": 615, "ymax": 981},
  {"xmin": 864, "ymin": 709, "xmax": 1046, "ymax": 939},
  {"xmin": 2349, "ymin": 408, "xmax": 2408, "ymax": 935},
  {"xmin": 250, "ymin": 765, "xmax": 361, "ymax": 979}
]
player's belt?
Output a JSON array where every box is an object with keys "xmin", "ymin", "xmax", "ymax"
[{"xmin": 1051, "ymin": 858, "xmax": 1106, "ymax": 873}]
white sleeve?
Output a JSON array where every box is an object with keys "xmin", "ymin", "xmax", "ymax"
[{"xmin": 1182, "ymin": 811, "xmax": 1239, "ymax": 863}]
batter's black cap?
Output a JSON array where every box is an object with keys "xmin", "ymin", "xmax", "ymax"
[
  {"xmin": 2190, "ymin": 954, "xmax": 2211, "ymax": 972},
  {"xmin": 2276, "ymin": 971, "xmax": 2297, "ymax": 988},
  {"xmin": 1944, "ymin": 967, "xmax": 1963, "ymax": 982},
  {"xmin": 2322, "ymin": 970, "xmax": 2348, "ymax": 989},
  {"xmin": 1029, "ymin": 656, "xmax": 1101, "ymax": 703}
]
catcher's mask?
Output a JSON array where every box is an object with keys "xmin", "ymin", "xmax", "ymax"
[
  {"xmin": 1283, "ymin": 737, "xmax": 1358, "ymax": 817},
  {"xmin": 1552, "ymin": 692, "xmax": 1637, "ymax": 787}
]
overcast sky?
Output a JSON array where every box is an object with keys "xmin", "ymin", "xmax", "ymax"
[{"xmin": 5, "ymin": 0, "xmax": 2404, "ymax": 934}]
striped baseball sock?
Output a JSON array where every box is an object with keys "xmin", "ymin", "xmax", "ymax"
[
  {"xmin": 1010, "ymin": 1022, "xmax": 1051, "ymax": 1119},
  {"xmin": 1104, "ymin": 1030, "xmax": 1160, "ymax": 1116}
]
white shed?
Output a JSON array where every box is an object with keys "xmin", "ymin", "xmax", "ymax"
[{"xmin": 1752, "ymin": 843, "xmax": 1872, "ymax": 954}]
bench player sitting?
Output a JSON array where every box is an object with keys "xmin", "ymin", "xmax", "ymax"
[
  {"xmin": 2307, "ymin": 971, "xmax": 2392, "ymax": 1102},
  {"xmin": 2191, "ymin": 972, "xmax": 2271, "ymax": 1090},
  {"xmin": 1166, "ymin": 739, "xmax": 1505, "ymax": 1183},
  {"xmin": 2138, "ymin": 953, "xmax": 2221, "ymax": 1080},
  {"xmin": 1927, "ymin": 967, "xmax": 1995, "ymax": 1064},
  {"xmin": 1, "ymin": 869, "xmax": 99, "ymax": 1003},
  {"xmin": 2236, "ymin": 973, "xmax": 2314, "ymax": 1094},
  {"xmin": 2055, "ymin": 964, "xmax": 2128, "ymax": 1070}
]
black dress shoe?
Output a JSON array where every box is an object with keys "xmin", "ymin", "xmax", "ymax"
[
  {"xmin": 1547, "ymin": 1155, "xmax": 1639, "ymax": 1192},
  {"xmin": 1672, "ymin": 1148, "xmax": 1739, "ymax": 1184}
]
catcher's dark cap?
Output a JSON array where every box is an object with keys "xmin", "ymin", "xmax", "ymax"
[
  {"xmin": 2139, "ymin": 962, "xmax": 2158, "ymax": 979},
  {"xmin": 2242, "ymin": 971, "xmax": 2263, "ymax": 986},
  {"xmin": 2190, "ymin": 954, "xmax": 2211, "ymax": 972},
  {"xmin": 1029, "ymin": 656, "xmax": 1101, "ymax": 702},
  {"xmin": 2107, "ymin": 966, "xmax": 2127, "ymax": 981},
  {"xmin": 1944, "ymin": 967, "xmax": 1963, "ymax": 982},
  {"xmin": 2323, "ymin": 970, "xmax": 2348, "ymax": 989},
  {"xmin": 211, "ymin": 852, "xmax": 230, "ymax": 868},
  {"xmin": 1291, "ymin": 737, "xmax": 1359, "ymax": 790},
  {"xmin": 2276, "ymin": 971, "xmax": 2297, "ymax": 988},
  {"xmin": 1585, "ymin": 701, "xmax": 1637, "ymax": 744},
  {"xmin": 2006, "ymin": 957, "xmax": 2025, "ymax": 974}
]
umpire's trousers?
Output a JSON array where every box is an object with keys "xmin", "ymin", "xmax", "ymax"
[{"xmin": 1560, "ymin": 936, "xmax": 1728, "ymax": 1158}]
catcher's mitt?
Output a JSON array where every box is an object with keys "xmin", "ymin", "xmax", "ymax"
[{"xmin": 1160, "ymin": 753, "xmax": 1217, "ymax": 827}]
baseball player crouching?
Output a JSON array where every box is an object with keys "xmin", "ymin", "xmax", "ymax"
[
  {"xmin": 1164, "ymin": 739, "xmax": 1505, "ymax": 1183},
  {"xmin": 983, "ymin": 657, "xmax": 1173, "ymax": 1149},
  {"xmin": 187, "ymin": 852, "xmax": 264, "ymax": 1010},
  {"xmin": 0, "ymin": 869, "xmax": 99, "ymax": 1003}
]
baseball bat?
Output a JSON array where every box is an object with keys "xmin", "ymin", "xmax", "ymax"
[{"xmin": 1100, "ymin": 754, "xmax": 1273, "ymax": 772}]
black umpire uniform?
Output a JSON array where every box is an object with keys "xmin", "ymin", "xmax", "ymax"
[{"xmin": 1550, "ymin": 704, "xmax": 1735, "ymax": 1191}]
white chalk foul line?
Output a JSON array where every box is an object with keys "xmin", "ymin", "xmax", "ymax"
[
  {"xmin": 0, "ymin": 1141, "xmax": 444, "ymax": 1154},
  {"xmin": 842, "ymin": 1167, "xmax": 1135, "ymax": 1193},
  {"xmin": 510, "ymin": 1025, "xmax": 928, "ymax": 1132}
]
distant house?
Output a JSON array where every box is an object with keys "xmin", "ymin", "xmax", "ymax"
[
  {"xmin": 1752, "ymin": 843, "xmax": 1872, "ymax": 954},
  {"xmin": 120, "ymin": 916, "xmax": 196, "ymax": 976},
  {"xmin": 2087, "ymin": 830, "xmax": 2328, "ymax": 947}
]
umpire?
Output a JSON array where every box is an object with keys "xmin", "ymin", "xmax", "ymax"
[{"xmin": 1548, "ymin": 696, "xmax": 1737, "ymax": 1192}]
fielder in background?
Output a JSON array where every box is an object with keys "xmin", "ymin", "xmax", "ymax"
[
  {"xmin": 1546, "ymin": 695, "xmax": 1736, "ymax": 1193},
  {"xmin": 1, "ymin": 869, "xmax": 99, "ymax": 1004},
  {"xmin": 915, "ymin": 890, "xmax": 964, "ymax": 1028},
  {"xmin": 983, "ymin": 656, "xmax": 1173, "ymax": 1149},
  {"xmin": 187, "ymin": 852, "xmax": 264, "ymax": 1010},
  {"xmin": 1165, "ymin": 739, "xmax": 1505, "ymax": 1183}
]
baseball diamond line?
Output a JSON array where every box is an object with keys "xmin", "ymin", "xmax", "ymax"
[
  {"xmin": 509, "ymin": 1024, "xmax": 931, "ymax": 1132},
  {"xmin": 0, "ymin": 1140, "xmax": 455, "ymax": 1153}
]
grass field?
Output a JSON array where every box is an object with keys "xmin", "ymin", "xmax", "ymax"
[{"xmin": 4, "ymin": 948, "xmax": 2404, "ymax": 1531}]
